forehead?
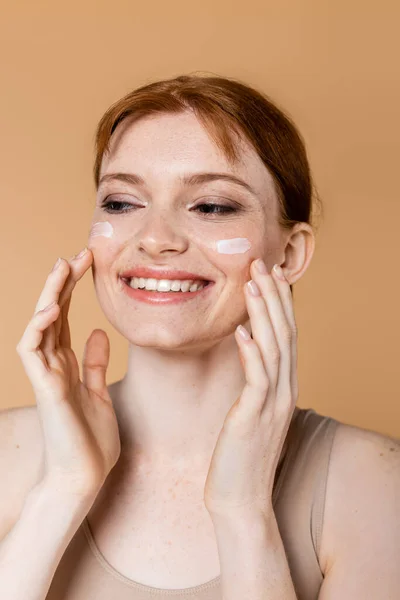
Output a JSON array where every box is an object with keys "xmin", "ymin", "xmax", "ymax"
[{"xmin": 99, "ymin": 112, "xmax": 277, "ymax": 201}]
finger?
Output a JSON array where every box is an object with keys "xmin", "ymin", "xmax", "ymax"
[
  {"xmin": 250, "ymin": 264, "xmax": 293, "ymax": 398},
  {"xmin": 270, "ymin": 266, "xmax": 299, "ymax": 403},
  {"xmin": 270, "ymin": 265, "xmax": 297, "ymax": 332},
  {"xmin": 37, "ymin": 259, "xmax": 70, "ymax": 356},
  {"xmin": 58, "ymin": 295, "xmax": 72, "ymax": 348},
  {"xmin": 16, "ymin": 302, "xmax": 61, "ymax": 387},
  {"xmin": 231, "ymin": 326, "xmax": 269, "ymax": 429},
  {"xmin": 41, "ymin": 320, "xmax": 57, "ymax": 356},
  {"xmin": 54, "ymin": 250, "xmax": 93, "ymax": 345},
  {"xmin": 244, "ymin": 277, "xmax": 280, "ymax": 390},
  {"xmin": 82, "ymin": 329, "xmax": 110, "ymax": 400},
  {"xmin": 38, "ymin": 250, "xmax": 92, "ymax": 356},
  {"xmin": 34, "ymin": 258, "xmax": 70, "ymax": 314}
]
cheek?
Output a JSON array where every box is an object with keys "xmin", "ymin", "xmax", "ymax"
[
  {"xmin": 87, "ymin": 221, "xmax": 256, "ymax": 277},
  {"xmin": 215, "ymin": 237, "xmax": 251, "ymax": 255},
  {"xmin": 207, "ymin": 236, "xmax": 255, "ymax": 277},
  {"xmin": 87, "ymin": 221, "xmax": 253, "ymax": 253},
  {"xmin": 87, "ymin": 221, "xmax": 120, "ymax": 270},
  {"xmin": 87, "ymin": 220, "xmax": 121, "ymax": 249},
  {"xmin": 88, "ymin": 221, "xmax": 115, "ymax": 248},
  {"xmin": 89, "ymin": 221, "xmax": 114, "ymax": 239},
  {"xmin": 210, "ymin": 238, "xmax": 254, "ymax": 283}
]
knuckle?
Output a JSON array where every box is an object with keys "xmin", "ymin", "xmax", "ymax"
[
  {"xmin": 269, "ymin": 285, "xmax": 280, "ymax": 298},
  {"xmin": 269, "ymin": 346, "xmax": 280, "ymax": 364},
  {"xmin": 16, "ymin": 338, "xmax": 29, "ymax": 354},
  {"xmin": 258, "ymin": 375, "xmax": 270, "ymax": 391},
  {"xmin": 281, "ymin": 325, "xmax": 292, "ymax": 344},
  {"xmin": 276, "ymin": 392, "xmax": 293, "ymax": 411},
  {"xmin": 33, "ymin": 304, "xmax": 44, "ymax": 316}
]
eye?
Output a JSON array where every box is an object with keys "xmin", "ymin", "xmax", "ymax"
[
  {"xmin": 194, "ymin": 203, "xmax": 237, "ymax": 216},
  {"xmin": 101, "ymin": 200, "xmax": 135, "ymax": 213},
  {"xmin": 100, "ymin": 199, "xmax": 238, "ymax": 216}
]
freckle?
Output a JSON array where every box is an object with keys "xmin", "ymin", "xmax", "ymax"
[
  {"xmin": 380, "ymin": 453, "xmax": 383, "ymax": 456},
  {"xmin": 16, "ymin": 444, "xmax": 20, "ymax": 449},
  {"xmin": 389, "ymin": 447, "xmax": 395, "ymax": 452}
]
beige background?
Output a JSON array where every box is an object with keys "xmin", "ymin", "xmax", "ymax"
[{"xmin": 1, "ymin": 0, "xmax": 399, "ymax": 438}]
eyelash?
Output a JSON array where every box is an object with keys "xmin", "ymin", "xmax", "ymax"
[{"xmin": 100, "ymin": 200, "xmax": 238, "ymax": 216}]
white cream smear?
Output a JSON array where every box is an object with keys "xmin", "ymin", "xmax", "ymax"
[
  {"xmin": 88, "ymin": 222, "xmax": 251, "ymax": 256},
  {"xmin": 89, "ymin": 221, "xmax": 114, "ymax": 238},
  {"xmin": 215, "ymin": 237, "xmax": 251, "ymax": 254}
]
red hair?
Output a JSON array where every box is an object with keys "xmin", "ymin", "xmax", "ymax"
[{"xmin": 93, "ymin": 72, "xmax": 322, "ymax": 295}]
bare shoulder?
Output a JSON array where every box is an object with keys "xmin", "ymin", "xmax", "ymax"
[
  {"xmin": 319, "ymin": 419, "xmax": 400, "ymax": 575},
  {"xmin": 0, "ymin": 405, "xmax": 45, "ymax": 538},
  {"xmin": 0, "ymin": 380, "xmax": 121, "ymax": 539}
]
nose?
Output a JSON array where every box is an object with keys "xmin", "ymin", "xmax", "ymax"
[{"xmin": 135, "ymin": 211, "xmax": 188, "ymax": 258}]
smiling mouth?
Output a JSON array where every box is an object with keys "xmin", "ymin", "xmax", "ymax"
[{"xmin": 120, "ymin": 277, "xmax": 213, "ymax": 293}]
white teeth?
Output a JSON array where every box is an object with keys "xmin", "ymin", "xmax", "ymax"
[{"xmin": 128, "ymin": 277, "xmax": 207, "ymax": 293}]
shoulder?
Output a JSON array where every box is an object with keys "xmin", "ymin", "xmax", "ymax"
[
  {"xmin": 0, "ymin": 381, "xmax": 120, "ymax": 536},
  {"xmin": 0, "ymin": 405, "xmax": 44, "ymax": 538},
  {"xmin": 319, "ymin": 419, "xmax": 400, "ymax": 574}
]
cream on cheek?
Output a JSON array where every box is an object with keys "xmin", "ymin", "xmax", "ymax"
[
  {"xmin": 88, "ymin": 221, "xmax": 252, "ymax": 256},
  {"xmin": 89, "ymin": 221, "xmax": 114, "ymax": 239},
  {"xmin": 215, "ymin": 237, "xmax": 251, "ymax": 254}
]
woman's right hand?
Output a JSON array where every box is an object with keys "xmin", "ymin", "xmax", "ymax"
[{"xmin": 16, "ymin": 248, "xmax": 121, "ymax": 500}]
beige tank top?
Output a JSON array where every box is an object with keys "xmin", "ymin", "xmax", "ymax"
[{"xmin": 45, "ymin": 408, "xmax": 339, "ymax": 600}]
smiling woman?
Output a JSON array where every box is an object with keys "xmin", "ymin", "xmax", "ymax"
[
  {"xmin": 91, "ymin": 74, "xmax": 323, "ymax": 303},
  {"xmin": 2, "ymin": 72, "xmax": 399, "ymax": 600}
]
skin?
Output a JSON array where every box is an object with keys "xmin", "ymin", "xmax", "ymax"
[
  {"xmin": 86, "ymin": 110, "xmax": 315, "ymax": 480},
  {"xmin": 15, "ymin": 110, "xmax": 400, "ymax": 595}
]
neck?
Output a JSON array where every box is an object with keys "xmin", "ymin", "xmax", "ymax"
[
  {"xmin": 110, "ymin": 327, "xmax": 299, "ymax": 475},
  {"xmin": 114, "ymin": 335, "xmax": 244, "ymax": 464}
]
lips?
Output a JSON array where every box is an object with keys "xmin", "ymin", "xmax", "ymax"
[{"xmin": 119, "ymin": 267, "xmax": 212, "ymax": 283}]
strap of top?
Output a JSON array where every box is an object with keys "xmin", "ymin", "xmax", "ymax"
[
  {"xmin": 273, "ymin": 407, "xmax": 340, "ymax": 598},
  {"xmin": 310, "ymin": 413, "xmax": 339, "ymax": 560}
]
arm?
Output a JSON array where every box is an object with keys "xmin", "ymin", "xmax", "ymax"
[
  {"xmin": 211, "ymin": 424, "xmax": 400, "ymax": 600},
  {"xmin": 212, "ymin": 508, "xmax": 298, "ymax": 600},
  {"xmin": 2, "ymin": 248, "xmax": 119, "ymax": 599},
  {"xmin": 317, "ymin": 424, "xmax": 400, "ymax": 599},
  {"xmin": 204, "ymin": 260, "xmax": 300, "ymax": 599},
  {"xmin": 0, "ymin": 480, "xmax": 95, "ymax": 600}
]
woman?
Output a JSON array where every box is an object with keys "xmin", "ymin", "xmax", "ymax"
[{"xmin": 1, "ymin": 74, "xmax": 399, "ymax": 600}]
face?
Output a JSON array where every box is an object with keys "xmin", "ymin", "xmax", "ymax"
[{"xmin": 88, "ymin": 111, "xmax": 286, "ymax": 350}]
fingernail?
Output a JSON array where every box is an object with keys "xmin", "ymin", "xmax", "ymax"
[
  {"xmin": 51, "ymin": 257, "xmax": 62, "ymax": 272},
  {"xmin": 237, "ymin": 324, "xmax": 251, "ymax": 340},
  {"xmin": 256, "ymin": 258, "xmax": 268, "ymax": 274},
  {"xmin": 73, "ymin": 247, "xmax": 88, "ymax": 260},
  {"xmin": 273, "ymin": 264, "xmax": 286, "ymax": 281},
  {"xmin": 247, "ymin": 280, "xmax": 261, "ymax": 296}
]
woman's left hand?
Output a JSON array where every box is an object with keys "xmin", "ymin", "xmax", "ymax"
[{"xmin": 204, "ymin": 259, "xmax": 299, "ymax": 519}]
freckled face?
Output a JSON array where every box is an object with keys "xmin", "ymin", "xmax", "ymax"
[{"xmin": 88, "ymin": 111, "xmax": 283, "ymax": 349}]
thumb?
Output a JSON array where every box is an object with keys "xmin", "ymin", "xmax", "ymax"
[{"xmin": 82, "ymin": 329, "xmax": 110, "ymax": 399}]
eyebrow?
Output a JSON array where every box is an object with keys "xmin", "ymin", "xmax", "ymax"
[{"xmin": 98, "ymin": 171, "xmax": 258, "ymax": 197}]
